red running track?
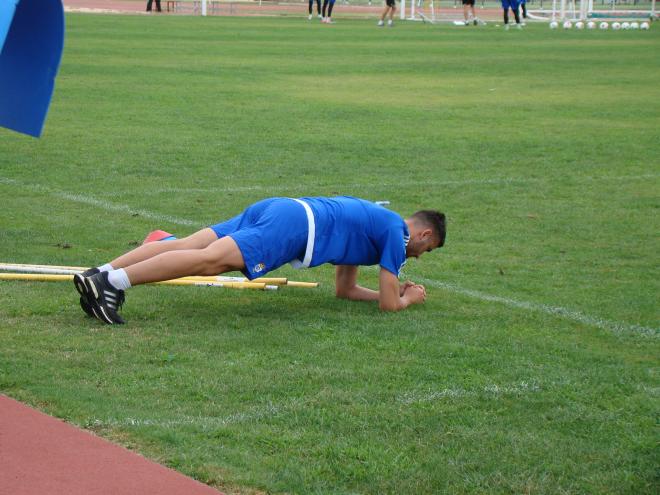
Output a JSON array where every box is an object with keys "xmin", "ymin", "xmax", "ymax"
[{"xmin": 0, "ymin": 395, "xmax": 224, "ymax": 495}]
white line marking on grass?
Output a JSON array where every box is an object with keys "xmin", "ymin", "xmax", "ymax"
[
  {"xmin": 87, "ymin": 400, "xmax": 296, "ymax": 431},
  {"xmin": 124, "ymin": 177, "xmax": 539, "ymax": 195},
  {"xmin": 398, "ymin": 381, "xmax": 542, "ymax": 405},
  {"xmin": 56, "ymin": 191, "xmax": 201, "ymax": 227},
  {"xmin": 416, "ymin": 277, "xmax": 659, "ymax": 338},
  {"xmin": 0, "ymin": 177, "xmax": 202, "ymax": 227},
  {"xmin": 131, "ymin": 173, "xmax": 660, "ymax": 196}
]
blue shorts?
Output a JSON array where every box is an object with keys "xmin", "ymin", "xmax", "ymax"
[
  {"xmin": 209, "ymin": 198, "xmax": 308, "ymax": 280},
  {"xmin": 501, "ymin": 0, "xmax": 519, "ymax": 9}
]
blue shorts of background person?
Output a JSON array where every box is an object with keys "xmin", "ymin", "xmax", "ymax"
[{"xmin": 501, "ymin": 0, "xmax": 519, "ymax": 10}]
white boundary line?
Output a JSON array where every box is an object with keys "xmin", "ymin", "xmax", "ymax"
[
  {"xmin": 86, "ymin": 173, "xmax": 660, "ymax": 197},
  {"xmin": 0, "ymin": 177, "xmax": 202, "ymax": 227},
  {"xmin": 416, "ymin": 277, "xmax": 658, "ymax": 338},
  {"xmin": 85, "ymin": 380, "xmax": 659, "ymax": 430},
  {"xmin": 398, "ymin": 381, "xmax": 543, "ymax": 405},
  {"xmin": 87, "ymin": 399, "xmax": 298, "ymax": 430},
  {"xmin": 1, "ymin": 175, "xmax": 657, "ymax": 337},
  {"xmin": 3, "ymin": 173, "xmax": 657, "ymax": 200},
  {"xmin": 87, "ymin": 383, "xmax": 545, "ymax": 429}
]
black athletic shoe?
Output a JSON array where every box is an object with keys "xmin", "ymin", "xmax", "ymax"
[
  {"xmin": 73, "ymin": 267, "xmax": 100, "ymax": 318},
  {"xmin": 81, "ymin": 271, "xmax": 126, "ymax": 325}
]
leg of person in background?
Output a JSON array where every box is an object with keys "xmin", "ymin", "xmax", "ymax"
[
  {"xmin": 502, "ymin": 0, "xmax": 520, "ymax": 29},
  {"xmin": 308, "ymin": 0, "xmax": 314, "ymax": 19},
  {"xmin": 316, "ymin": 0, "xmax": 322, "ymax": 17},
  {"xmin": 378, "ymin": 0, "xmax": 395, "ymax": 26},
  {"xmin": 146, "ymin": 0, "xmax": 153, "ymax": 12},
  {"xmin": 326, "ymin": 0, "xmax": 336, "ymax": 23},
  {"xmin": 512, "ymin": 1, "xmax": 521, "ymax": 27},
  {"xmin": 322, "ymin": 0, "xmax": 329, "ymax": 22},
  {"xmin": 463, "ymin": 0, "xmax": 478, "ymax": 25},
  {"xmin": 502, "ymin": 3, "xmax": 510, "ymax": 29},
  {"xmin": 520, "ymin": 0, "xmax": 527, "ymax": 23},
  {"xmin": 155, "ymin": 0, "xmax": 162, "ymax": 12},
  {"xmin": 387, "ymin": 0, "xmax": 396, "ymax": 26},
  {"xmin": 378, "ymin": 4, "xmax": 389, "ymax": 25}
]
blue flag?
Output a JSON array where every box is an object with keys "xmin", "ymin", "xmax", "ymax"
[{"xmin": 0, "ymin": 0, "xmax": 64, "ymax": 137}]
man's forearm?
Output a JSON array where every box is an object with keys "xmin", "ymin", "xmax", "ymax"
[
  {"xmin": 336, "ymin": 283, "xmax": 421, "ymax": 311},
  {"xmin": 379, "ymin": 292, "xmax": 418, "ymax": 312},
  {"xmin": 336, "ymin": 284, "xmax": 379, "ymax": 302}
]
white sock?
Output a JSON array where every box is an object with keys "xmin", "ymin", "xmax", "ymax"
[
  {"xmin": 98, "ymin": 263, "xmax": 114, "ymax": 272},
  {"xmin": 107, "ymin": 269, "xmax": 132, "ymax": 290}
]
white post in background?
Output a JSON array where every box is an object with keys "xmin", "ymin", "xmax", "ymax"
[
  {"xmin": 202, "ymin": 0, "xmax": 207, "ymax": 16},
  {"xmin": 652, "ymin": 0, "xmax": 656, "ymax": 17},
  {"xmin": 579, "ymin": 0, "xmax": 588, "ymax": 19},
  {"xmin": 401, "ymin": 0, "xmax": 406, "ymax": 19}
]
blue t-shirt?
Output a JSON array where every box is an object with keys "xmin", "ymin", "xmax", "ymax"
[{"xmin": 301, "ymin": 196, "xmax": 410, "ymax": 277}]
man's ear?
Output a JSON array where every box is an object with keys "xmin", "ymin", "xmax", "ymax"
[{"xmin": 421, "ymin": 228, "xmax": 433, "ymax": 241}]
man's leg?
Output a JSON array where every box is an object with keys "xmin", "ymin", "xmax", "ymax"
[
  {"xmin": 79, "ymin": 236, "xmax": 245, "ymax": 324},
  {"xmin": 146, "ymin": 0, "xmax": 153, "ymax": 11},
  {"xmin": 389, "ymin": 4, "xmax": 396, "ymax": 20},
  {"xmin": 74, "ymin": 228, "xmax": 220, "ymax": 322},
  {"xmin": 322, "ymin": 0, "xmax": 328, "ymax": 19},
  {"xmin": 124, "ymin": 235, "xmax": 245, "ymax": 286},
  {"xmin": 109, "ymin": 228, "xmax": 218, "ymax": 270}
]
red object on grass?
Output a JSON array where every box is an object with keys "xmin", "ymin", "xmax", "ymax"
[{"xmin": 142, "ymin": 230, "xmax": 176, "ymax": 244}]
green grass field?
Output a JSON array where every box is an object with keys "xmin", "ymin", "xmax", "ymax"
[{"xmin": 1, "ymin": 14, "xmax": 659, "ymax": 494}]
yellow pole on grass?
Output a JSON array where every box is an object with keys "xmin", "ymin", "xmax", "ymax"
[
  {"xmin": 0, "ymin": 262, "xmax": 87, "ymax": 272},
  {"xmin": 0, "ymin": 273, "xmax": 273, "ymax": 290},
  {"xmin": 0, "ymin": 264, "xmax": 317, "ymax": 288}
]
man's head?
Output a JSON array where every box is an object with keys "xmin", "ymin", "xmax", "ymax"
[{"xmin": 404, "ymin": 210, "xmax": 446, "ymax": 258}]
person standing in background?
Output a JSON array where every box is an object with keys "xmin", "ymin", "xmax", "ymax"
[
  {"xmin": 377, "ymin": 0, "xmax": 397, "ymax": 27},
  {"xmin": 322, "ymin": 0, "xmax": 337, "ymax": 23},
  {"xmin": 308, "ymin": 0, "xmax": 322, "ymax": 20},
  {"xmin": 501, "ymin": 0, "xmax": 522, "ymax": 29},
  {"xmin": 463, "ymin": 0, "xmax": 478, "ymax": 25},
  {"xmin": 519, "ymin": 0, "xmax": 528, "ymax": 24},
  {"xmin": 146, "ymin": 0, "xmax": 162, "ymax": 13}
]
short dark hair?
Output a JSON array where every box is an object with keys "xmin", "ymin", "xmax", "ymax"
[{"xmin": 410, "ymin": 210, "xmax": 446, "ymax": 247}]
